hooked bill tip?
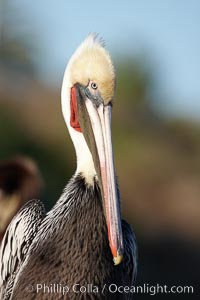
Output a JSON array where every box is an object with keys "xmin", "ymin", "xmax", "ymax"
[{"xmin": 113, "ymin": 254, "xmax": 123, "ymax": 266}]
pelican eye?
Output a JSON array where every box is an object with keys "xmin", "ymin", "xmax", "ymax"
[{"xmin": 91, "ymin": 82, "xmax": 98, "ymax": 90}]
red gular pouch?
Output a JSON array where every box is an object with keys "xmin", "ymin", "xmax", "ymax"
[{"xmin": 70, "ymin": 86, "xmax": 82, "ymax": 132}]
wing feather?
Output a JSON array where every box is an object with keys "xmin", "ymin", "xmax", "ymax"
[
  {"xmin": 122, "ymin": 219, "xmax": 138, "ymax": 287},
  {"xmin": 0, "ymin": 199, "xmax": 45, "ymax": 299}
]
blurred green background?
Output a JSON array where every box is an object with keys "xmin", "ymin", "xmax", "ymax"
[{"xmin": 0, "ymin": 0, "xmax": 200, "ymax": 298}]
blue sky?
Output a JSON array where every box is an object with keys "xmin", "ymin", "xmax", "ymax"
[{"xmin": 13, "ymin": 0, "xmax": 200, "ymax": 120}]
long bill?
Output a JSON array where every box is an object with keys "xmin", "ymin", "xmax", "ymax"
[{"xmin": 75, "ymin": 84, "xmax": 124, "ymax": 265}]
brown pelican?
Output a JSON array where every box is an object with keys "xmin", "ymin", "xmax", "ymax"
[
  {"xmin": 0, "ymin": 34, "xmax": 137, "ymax": 300},
  {"xmin": 0, "ymin": 157, "xmax": 42, "ymax": 243}
]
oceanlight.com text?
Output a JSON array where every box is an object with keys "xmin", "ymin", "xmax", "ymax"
[{"xmin": 25, "ymin": 283, "xmax": 194, "ymax": 296}]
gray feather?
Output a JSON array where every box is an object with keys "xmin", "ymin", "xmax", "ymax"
[{"xmin": 0, "ymin": 199, "xmax": 45, "ymax": 299}]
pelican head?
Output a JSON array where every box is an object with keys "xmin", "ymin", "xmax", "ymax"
[{"xmin": 61, "ymin": 34, "xmax": 123, "ymax": 265}]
